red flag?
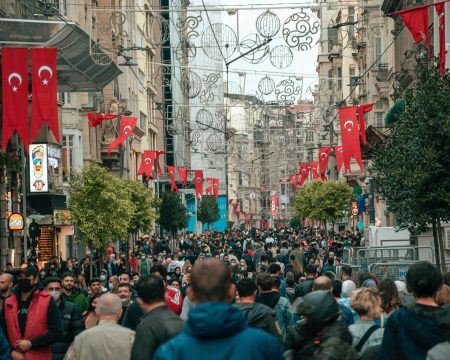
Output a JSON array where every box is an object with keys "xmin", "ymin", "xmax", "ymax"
[
  {"xmin": 310, "ymin": 162, "xmax": 320, "ymax": 180},
  {"xmin": 270, "ymin": 195, "xmax": 279, "ymax": 216},
  {"xmin": 30, "ymin": 48, "xmax": 59, "ymax": 143},
  {"xmin": 205, "ymin": 177, "xmax": 214, "ymax": 196},
  {"xmin": 167, "ymin": 166, "xmax": 178, "ymax": 191},
  {"xmin": 137, "ymin": 150, "xmax": 156, "ymax": 180},
  {"xmin": 334, "ymin": 146, "xmax": 344, "ymax": 173},
  {"xmin": 435, "ymin": 3, "xmax": 446, "ymax": 76},
  {"xmin": 338, "ymin": 106, "xmax": 363, "ymax": 172},
  {"xmin": 243, "ymin": 212, "xmax": 249, "ymax": 225},
  {"xmin": 2, "ymin": 48, "xmax": 29, "ymax": 149},
  {"xmin": 155, "ymin": 150, "xmax": 167, "ymax": 176},
  {"xmin": 213, "ymin": 178, "xmax": 219, "ymax": 200},
  {"xmin": 177, "ymin": 166, "xmax": 188, "ymax": 187},
  {"xmin": 194, "ymin": 170, "xmax": 203, "ymax": 199},
  {"xmin": 290, "ymin": 175, "xmax": 297, "ymax": 191},
  {"xmin": 357, "ymin": 103, "xmax": 374, "ymax": 145},
  {"xmin": 232, "ymin": 200, "xmax": 240, "ymax": 219},
  {"xmin": 87, "ymin": 112, "xmax": 118, "ymax": 128},
  {"xmin": 394, "ymin": 7, "xmax": 430, "ymax": 49},
  {"xmin": 107, "ymin": 116, "xmax": 137, "ymax": 154},
  {"xmin": 299, "ymin": 163, "xmax": 310, "ymax": 179},
  {"xmin": 318, "ymin": 146, "xmax": 331, "ymax": 178},
  {"xmin": 296, "ymin": 172, "xmax": 305, "ymax": 187}
]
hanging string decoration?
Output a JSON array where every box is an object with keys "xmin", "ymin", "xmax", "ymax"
[
  {"xmin": 201, "ymin": 23, "xmax": 238, "ymax": 61},
  {"xmin": 282, "ymin": 9, "xmax": 320, "ymax": 51},
  {"xmin": 240, "ymin": 33, "xmax": 270, "ymax": 64},
  {"xmin": 256, "ymin": 10, "xmax": 281, "ymax": 39},
  {"xmin": 269, "ymin": 45, "xmax": 293, "ymax": 69}
]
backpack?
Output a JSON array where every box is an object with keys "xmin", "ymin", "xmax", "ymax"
[{"xmin": 296, "ymin": 335, "xmax": 359, "ymax": 360}]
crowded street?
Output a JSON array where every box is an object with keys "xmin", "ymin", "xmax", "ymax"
[{"xmin": 1, "ymin": 0, "xmax": 450, "ymax": 359}]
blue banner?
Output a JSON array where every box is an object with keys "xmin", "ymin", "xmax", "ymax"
[{"xmin": 186, "ymin": 195, "xmax": 227, "ymax": 233}]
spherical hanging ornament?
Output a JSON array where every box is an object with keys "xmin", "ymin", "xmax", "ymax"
[
  {"xmin": 270, "ymin": 45, "xmax": 293, "ymax": 69},
  {"xmin": 256, "ymin": 10, "xmax": 281, "ymax": 38},
  {"xmin": 282, "ymin": 9, "xmax": 320, "ymax": 51},
  {"xmin": 196, "ymin": 109, "xmax": 213, "ymax": 130},
  {"xmin": 240, "ymin": 33, "xmax": 269, "ymax": 64},
  {"xmin": 206, "ymin": 133, "xmax": 225, "ymax": 153},
  {"xmin": 258, "ymin": 76, "xmax": 275, "ymax": 95},
  {"xmin": 201, "ymin": 23, "xmax": 237, "ymax": 61},
  {"xmin": 182, "ymin": 70, "xmax": 202, "ymax": 98}
]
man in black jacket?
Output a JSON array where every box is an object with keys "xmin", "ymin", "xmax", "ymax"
[
  {"xmin": 46, "ymin": 277, "xmax": 84, "ymax": 360},
  {"xmin": 293, "ymin": 264, "xmax": 317, "ymax": 301},
  {"xmin": 131, "ymin": 275, "xmax": 183, "ymax": 360}
]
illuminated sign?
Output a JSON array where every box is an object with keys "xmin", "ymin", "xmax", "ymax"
[{"xmin": 29, "ymin": 144, "xmax": 48, "ymax": 193}]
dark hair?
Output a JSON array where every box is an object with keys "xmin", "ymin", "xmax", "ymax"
[
  {"xmin": 341, "ymin": 265, "xmax": 352, "ymax": 278},
  {"xmin": 117, "ymin": 283, "xmax": 132, "ymax": 291},
  {"xmin": 237, "ymin": 278, "xmax": 257, "ymax": 297},
  {"xmin": 332, "ymin": 279, "xmax": 342, "ymax": 298},
  {"xmin": 269, "ymin": 263, "xmax": 281, "ymax": 275},
  {"xmin": 90, "ymin": 277, "xmax": 101, "ymax": 286},
  {"xmin": 406, "ymin": 262, "xmax": 442, "ymax": 298},
  {"xmin": 327, "ymin": 257, "xmax": 334, "ymax": 266},
  {"xmin": 61, "ymin": 272, "xmax": 75, "ymax": 280},
  {"xmin": 191, "ymin": 260, "xmax": 231, "ymax": 303},
  {"xmin": 443, "ymin": 272, "xmax": 450, "ymax": 287},
  {"xmin": 272, "ymin": 276, "xmax": 281, "ymax": 289},
  {"xmin": 305, "ymin": 264, "xmax": 317, "ymax": 275},
  {"xmin": 45, "ymin": 277, "xmax": 62, "ymax": 286},
  {"xmin": 378, "ymin": 279, "xmax": 400, "ymax": 314},
  {"xmin": 136, "ymin": 275, "xmax": 165, "ymax": 304},
  {"xmin": 150, "ymin": 265, "xmax": 168, "ymax": 279},
  {"xmin": 356, "ymin": 271, "xmax": 371, "ymax": 287},
  {"xmin": 257, "ymin": 273, "xmax": 273, "ymax": 291}
]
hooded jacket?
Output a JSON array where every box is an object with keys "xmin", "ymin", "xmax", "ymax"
[
  {"xmin": 257, "ymin": 291, "xmax": 281, "ymax": 309},
  {"xmin": 378, "ymin": 304, "xmax": 450, "ymax": 360},
  {"xmin": 236, "ymin": 302, "xmax": 280, "ymax": 337},
  {"xmin": 154, "ymin": 302, "xmax": 283, "ymax": 360}
]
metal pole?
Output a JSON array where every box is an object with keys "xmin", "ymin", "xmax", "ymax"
[
  {"xmin": 225, "ymin": 65, "xmax": 230, "ymax": 224},
  {"xmin": 22, "ymin": 144, "xmax": 27, "ymax": 264},
  {"xmin": 369, "ymin": 180, "xmax": 375, "ymax": 225}
]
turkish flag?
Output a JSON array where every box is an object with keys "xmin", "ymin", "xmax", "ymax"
[
  {"xmin": 213, "ymin": 178, "xmax": 219, "ymax": 200},
  {"xmin": 194, "ymin": 170, "xmax": 203, "ymax": 199},
  {"xmin": 270, "ymin": 195, "xmax": 279, "ymax": 216},
  {"xmin": 108, "ymin": 116, "xmax": 137, "ymax": 154},
  {"xmin": 232, "ymin": 201, "xmax": 240, "ymax": 219},
  {"xmin": 435, "ymin": 3, "xmax": 446, "ymax": 76},
  {"xmin": 167, "ymin": 166, "xmax": 178, "ymax": 191},
  {"xmin": 205, "ymin": 177, "xmax": 214, "ymax": 196},
  {"xmin": 339, "ymin": 106, "xmax": 363, "ymax": 172},
  {"xmin": 299, "ymin": 163, "xmax": 310, "ymax": 179},
  {"xmin": 334, "ymin": 146, "xmax": 345, "ymax": 173},
  {"xmin": 87, "ymin": 112, "xmax": 118, "ymax": 128},
  {"xmin": 310, "ymin": 162, "xmax": 320, "ymax": 180},
  {"xmin": 297, "ymin": 172, "xmax": 305, "ymax": 187},
  {"xmin": 394, "ymin": 7, "xmax": 430, "ymax": 49},
  {"xmin": 137, "ymin": 150, "xmax": 156, "ymax": 180},
  {"xmin": 2, "ymin": 48, "xmax": 29, "ymax": 150},
  {"xmin": 30, "ymin": 48, "xmax": 59, "ymax": 143},
  {"xmin": 290, "ymin": 175, "xmax": 297, "ymax": 191},
  {"xmin": 177, "ymin": 166, "xmax": 188, "ymax": 187},
  {"xmin": 155, "ymin": 150, "xmax": 168, "ymax": 176},
  {"xmin": 357, "ymin": 103, "xmax": 374, "ymax": 144},
  {"xmin": 318, "ymin": 146, "xmax": 331, "ymax": 179}
]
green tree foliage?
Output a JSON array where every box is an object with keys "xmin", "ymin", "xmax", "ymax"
[
  {"xmin": 123, "ymin": 179, "xmax": 159, "ymax": 234},
  {"xmin": 197, "ymin": 195, "xmax": 220, "ymax": 229},
  {"xmin": 68, "ymin": 163, "xmax": 132, "ymax": 250},
  {"xmin": 374, "ymin": 61, "xmax": 450, "ymax": 270},
  {"xmin": 158, "ymin": 191, "xmax": 188, "ymax": 235},
  {"xmin": 294, "ymin": 180, "xmax": 354, "ymax": 224}
]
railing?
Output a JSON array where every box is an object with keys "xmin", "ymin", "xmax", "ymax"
[{"xmin": 368, "ymin": 261, "xmax": 428, "ymax": 281}]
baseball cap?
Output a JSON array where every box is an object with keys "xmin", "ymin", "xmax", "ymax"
[{"xmin": 17, "ymin": 264, "xmax": 38, "ymax": 277}]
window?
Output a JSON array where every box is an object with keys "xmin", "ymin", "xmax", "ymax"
[
  {"xmin": 136, "ymin": 29, "xmax": 144, "ymax": 48},
  {"xmin": 328, "ymin": 28, "xmax": 338, "ymax": 52},
  {"xmin": 281, "ymin": 184, "xmax": 286, "ymax": 195},
  {"xmin": 306, "ymin": 131, "xmax": 314, "ymax": 143},
  {"xmin": 328, "ymin": 69, "xmax": 333, "ymax": 90},
  {"xmin": 238, "ymin": 171, "xmax": 243, "ymax": 186},
  {"xmin": 138, "ymin": 70, "xmax": 145, "ymax": 93},
  {"xmin": 375, "ymin": 101, "xmax": 384, "ymax": 110},
  {"xmin": 337, "ymin": 67, "xmax": 342, "ymax": 90},
  {"xmin": 376, "ymin": 112, "xmax": 384, "ymax": 128},
  {"xmin": 350, "ymin": 67, "xmax": 358, "ymax": 87},
  {"xmin": 62, "ymin": 135, "xmax": 74, "ymax": 182},
  {"xmin": 375, "ymin": 37, "xmax": 382, "ymax": 66},
  {"xmin": 139, "ymin": 111, "xmax": 147, "ymax": 130}
]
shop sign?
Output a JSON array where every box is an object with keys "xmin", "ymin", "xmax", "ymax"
[
  {"xmin": 8, "ymin": 213, "xmax": 24, "ymax": 230},
  {"xmin": 29, "ymin": 144, "xmax": 48, "ymax": 193}
]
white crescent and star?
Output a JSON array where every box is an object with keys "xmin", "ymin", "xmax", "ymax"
[
  {"xmin": 8, "ymin": 72, "xmax": 22, "ymax": 92},
  {"xmin": 344, "ymin": 120, "xmax": 354, "ymax": 132},
  {"xmin": 338, "ymin": 147, "xmax": 343, "ymax": 153},
  {"xmin": 38, "ymin": 65, "xmax": 53, "ymax": 86},
  {"xmin": 123, "ymin": 125, "xmax": 132, "ymax": 134},
  {"xmin": 320, "ymin": 152, "xmax": 327, "ymax": 159},
  {"xmin": 144, "ymin": 158, "xmax": 151, "ymax": 164}
]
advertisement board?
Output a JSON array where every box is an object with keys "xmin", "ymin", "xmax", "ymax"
[{"xmin": 29, "ymin": 144, "xmax": 48, "ymax": 193}]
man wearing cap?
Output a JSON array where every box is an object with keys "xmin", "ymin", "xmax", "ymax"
[{"xmin": 1, "ymin": 264, "xmax": 63, "ymax": 359}]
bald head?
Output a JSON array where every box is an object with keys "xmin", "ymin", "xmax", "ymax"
[
  {"xmin": 0, "ymin": 273, "xmax": 13, "ymax": 295},
  {"xmin": 96, "ymin": 293, "xmax": 122, "ymax": 320},
  {"xmin": 190, "ymin": 259, "xmax": 232, "ymax": 303},
  {"xmin": 313, "ymin": 276, "xmax": 332, "ymax": 292}
]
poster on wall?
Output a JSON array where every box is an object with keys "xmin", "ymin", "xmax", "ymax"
[{"xmin": 29, "ymin": 143, "xmax": 48, "ymax": 193}]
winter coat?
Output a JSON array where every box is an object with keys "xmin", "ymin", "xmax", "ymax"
[
  {"xmin": 257, "ymin": 291, "xmax": 281, "ymax": 309},
  {"xmin": 236, "ymin": 302, "xmax": 280, "ymax": 337},
  {"xmin": 378, "ymin": 304, "xmax": 450, "ymax": 360},
  {"xmin": 154, "ymin": 302, "xmax": 283, "ymax": 360}
]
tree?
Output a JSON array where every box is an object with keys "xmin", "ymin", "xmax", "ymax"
[
  {"xmin": 197, "ymin": 195, "xmax": 220, "ymax": 229},
  {"xmin": 68, "ymin": 163, "xmax": 132, "ymax": 250},
  {"xmin": 158, "ymin": 191, "xmax": 188, "ymax": 235},
  {"xmin": 294, "ymin": 180, "xmax": 354, "ymax": 226},
  {"xmin": 374, "ymin": 60, "xmax": 450, "ymax": 271},
  {"xmin": 123, "ymin": 179, "xmax": 159, "ymax": 234}
]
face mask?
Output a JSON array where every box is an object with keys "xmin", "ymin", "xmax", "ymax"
[
  {"xmin": 18, "ymin": 278, "xmax": 34, "ymax": 292},
  {"xmin": 49, "ymin": 290, "xmax": 61, "ymax": 301},
  {"xmin": 108, "ymin": 282, "xmax": 114, "ymax": 289},
  {"xmin": 100, "ymin": 275, "xmax": 107, "ymax": 281}
]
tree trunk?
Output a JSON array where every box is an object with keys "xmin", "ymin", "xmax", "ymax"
[
  {"xmin": 437, "ymin": 217, "xmax": 446, "ymax": 272},
  {"xmin": 432, "ymin": 217, "xmax": 442, "ymax": 271}
]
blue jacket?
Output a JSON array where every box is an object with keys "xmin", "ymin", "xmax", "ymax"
[
  {"xmin": 378, "ymin": 305, "xmax": 450, "ymax": 360},
  {"xmin": 154, "ymin": 302, "xmax": 283, "ymax": 360},
  {"xmin": 0, "ymin": 326, "xmax": 10, "ymax": 360}
]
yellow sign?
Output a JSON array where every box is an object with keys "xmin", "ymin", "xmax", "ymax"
[{"xmin": 8, "ymin": 213, "xmax": 24, "ymax": 230}]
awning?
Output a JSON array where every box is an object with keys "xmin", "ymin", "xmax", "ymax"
[
  {"xmin": 385, "ymin": 99, "xmax": 405, "ymax": 126},
  {"xmin": 0, "ymin": 18, "xmax": 121, "ymax": 92}
]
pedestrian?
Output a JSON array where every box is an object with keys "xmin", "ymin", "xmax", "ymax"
[
  {"xmin": 131, "ymin": 275, "xmax": 183, "ymax": 360},
  {"xmin": 293, "ymin": 264, "xmax": 317, "ymax": 300},
  {"xmin": 0, "ymin": 273, "xmax": 13, "ymax": 312},
  {"xmin": 85, "ymin": 294, "xmax": 100, "ymax": 329},
  {"xmin": 379, "ymin": 262, "xmax": 450, "ymax": 359},
  {"xmin": 1, "ymin": 264, "xmax": 63, "ymax": 359},
  {"xmin": 117, "ymin": 283, "xmax": 133, "ymax": 324},
  {"xmin": 154, "ymin": 259, "xmax": 283, "ymax": 360},
  {"xmin": 64, "ymin": 294, "xmax": 135, "ymax": 360},
  {"xmin": 45, "ymin": 277, "xmax": 85, "ymax": 360},
  {"xmin": 61, "ymin": 272, "xmax": 89, "ymax": 314},
  {"xmin": 271, "ymin": 276, "xmax": 293, "ymax": 340}
]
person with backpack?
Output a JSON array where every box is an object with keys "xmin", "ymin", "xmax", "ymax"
[{"xmin": 284, "ymin": 290, "xmax": 358, "ymax": 360}]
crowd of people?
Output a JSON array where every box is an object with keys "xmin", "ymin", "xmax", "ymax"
[{"xmin": 0, "ymin": 227, "xmax": 449, "ymax": 359}]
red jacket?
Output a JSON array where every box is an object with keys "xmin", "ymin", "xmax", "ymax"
[
  {"xmin": 165, "ymin": 286, "xmax": 183, "ymax": 315},
  {"xmin": 4, "ymin": 289, "xmax": 51, "ymax": 360}
]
